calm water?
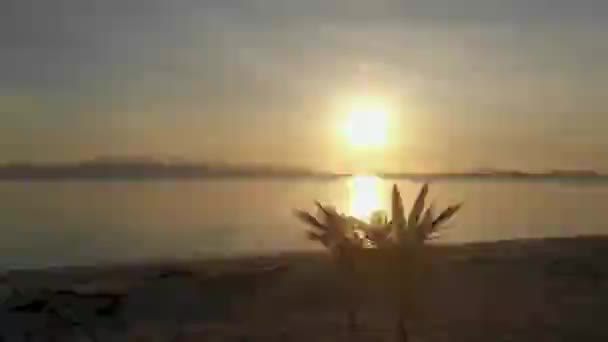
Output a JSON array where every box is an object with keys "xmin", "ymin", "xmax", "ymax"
[{"xmin": 1, "ymin": 177, "xmax": 607, "ymax": 269}]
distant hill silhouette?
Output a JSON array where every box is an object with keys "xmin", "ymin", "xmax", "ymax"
[
  {"xmin": 0, "ymin": 160, "xmax": 339, "ymax": 180},
  {"xmin": 0, "ymin": 160, "xmax": 605, "ymax": 181},
  {"xmin": 379, "ymin": 169, "xmax": 607, "ymax": 180}
]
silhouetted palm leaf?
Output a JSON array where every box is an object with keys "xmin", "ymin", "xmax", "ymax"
[
  {"xmin": 294, "ymin": 210, "xmax": 328, "ymax": 231},
  {"xmin": 391, "ymin": 185, "xmax": 406, "ymax": 240},
  {"xmin": 408, "ymin": 183, "xmax": 428, "ymax": 230},
  {"xmin": 315, "ymin": 202, "xmax": 346, "ymax": 236},
  {"xmin": 432, "ymin": 203, "xmax": 462, "ymax": 228},
  {"xmin": 315, "ymin": 201, "xmax": 331, "ymax": 217},
  {"xmin": 417, "ymin": 206, "xmax": 434, "ymax": 242},
  {"xmin": 306, "ymin": 231, "xmax": 330, "ymax": 247}
]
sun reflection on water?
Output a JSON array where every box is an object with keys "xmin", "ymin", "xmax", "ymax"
[{"xmin": 348, "ymin": 176, "xmax": 388, "ymax": 221}]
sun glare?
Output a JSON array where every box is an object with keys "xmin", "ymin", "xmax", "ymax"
[
  {"xmin": 348, "ymin": 176, "xmax": 387, "ymax": 221},
  {"xmin": 343, "ymin": 98, "xmax": 390, "ymax": 149}
]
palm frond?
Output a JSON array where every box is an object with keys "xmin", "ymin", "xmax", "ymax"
[
  {"xmin": 391, "ymin": 185, "xmax": 406, "ymax": 242},
  {"xmin": 317, "ymin": 201, "xmax": 357, "ymax": 245},
  {"xmin": 432, "ymin": 203, "xmax": 462, "ymax": 228},
  {"xmin": 298, "ymin": 184, "xmax": 462, "ymax": 251},
  {"xmin": 315, "ymin": 202, "xmax": 339, "ymax": 226},
  {"xmin": 391, "ymin": 185, "xmax": 405, "ymax": 226},
  {"xmin": 294, "ymin": 210, "xmax": 328, "ymax": 231},
  {"xmin": 418, "ymin": 206, "xmax": 434, "ymax": 241},
  {"xmin": 315, "ymin": 201, "xmax": 332, "ymax": 219},
  {"xmin": 408, "ymin": 183, "xmax": 428, "ymax": 229},
  {"xmin": 306, "ymin": 231, "xmax": 330, "ymax": 247}
]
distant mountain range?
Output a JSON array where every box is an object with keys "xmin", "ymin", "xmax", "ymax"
[
  {"xmin": 0, "ymin": 160, "xmax": 339, "ymax": 180},
  {"xmin": 0, "ymin": 160, "xmax": 606, "ymax": 180},
  {"xmin": 378, "ymin": 169, "xmax": 606, "ymax": 180}
]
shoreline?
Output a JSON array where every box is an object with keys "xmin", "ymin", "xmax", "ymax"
[
  {"xmin": 3, "ymin": 235, "xmax": 606, "ymax": 273},
  {"xmin": 2, "ymin": 236, "xmax": 608, "ymax": 341}
]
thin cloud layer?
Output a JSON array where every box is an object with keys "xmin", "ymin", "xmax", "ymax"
[{"xmin": 1, "ymin": 0, "xmax": 607, "ymax": 170}]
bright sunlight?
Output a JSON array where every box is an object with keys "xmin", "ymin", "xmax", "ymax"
[
  {"xmin": 348, "ymin": 176, "xmax": 388, "ymax": 220},
  {"xmin": 343, "ymin": 97, "xmax": 390, "ymax": 149}
]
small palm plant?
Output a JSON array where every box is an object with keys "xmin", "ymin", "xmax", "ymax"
[
  {"xmin": 382, "ymin": 184, "xmax": 461, "ymax": 341},
  {"xmin": 295, "ymin": 183, "xmax": 461, "ymax": 341},
  {"xmin": 294, "ymin": 203, "xmax": 369, "ymax": 333}
]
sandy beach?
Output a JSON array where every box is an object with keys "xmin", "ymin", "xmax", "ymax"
[{"xmin": 1, "ymin": 236, "xmax": 607, "ymax": 341}]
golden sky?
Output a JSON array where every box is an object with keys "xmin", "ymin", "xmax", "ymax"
[{"xmin": 1, "ymin": 0, "xmax": 608, "ymax": 172}]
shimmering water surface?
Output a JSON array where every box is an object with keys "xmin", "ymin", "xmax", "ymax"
[{"xmin": 1, "ymin": 177, "xmax": 607, "ymax": 269}]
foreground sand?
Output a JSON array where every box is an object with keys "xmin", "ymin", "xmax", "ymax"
[{"xmin": 1, "ymin": 236, "xmax": 608, "ymax": 341}]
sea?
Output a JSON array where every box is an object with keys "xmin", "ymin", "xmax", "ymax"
[{"xmin": 1, "ymin": 176, "xmax": 607, "ymax": 269}]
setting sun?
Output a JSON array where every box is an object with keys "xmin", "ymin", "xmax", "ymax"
[{"xmin": 343, "ymin": 98, "xmax": 390, "ymax": 149}]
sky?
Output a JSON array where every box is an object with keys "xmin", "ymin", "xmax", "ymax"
[{"xmin": 1, "ymin": 0, "xmax": 607, "ymax": 172}]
